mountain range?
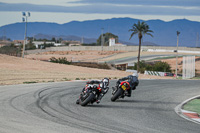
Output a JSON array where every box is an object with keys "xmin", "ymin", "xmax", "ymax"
[{"xmin": 0, "ymin": 18, "xmax": 200, "ymax": 47}]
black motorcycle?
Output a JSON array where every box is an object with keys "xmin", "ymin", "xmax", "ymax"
[
  {"xmin": 111, "ymin": 80, "xmax": 132, "ymax": 102},
  {"xmin": 77, "ymin": 84, "xmax": 100, "ymax": 106},
  {"xmin": 76, "ymin": 78, "xmax": 109, "ymax": 106}
]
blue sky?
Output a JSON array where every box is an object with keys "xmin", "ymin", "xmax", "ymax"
[{"xmin": 0, "ymin": 0, "xmax": 200, "ymax": 27}]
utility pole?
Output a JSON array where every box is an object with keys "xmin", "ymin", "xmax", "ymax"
[
  {"xmin": 81, "ymin": 36, "xmax": 84, "ymax": 44},
  {"xmin": 101, "ymin": 28, "xmax": 104, "ymax": 51},
  {"xmin": 196, "ymin": 32, "xmax": 199, "ymax": 48},
  {"xmin": 22, "ymin": 12, "xmax": 30, "ymax": 58},
  {"xmin": 3, "ymin": 29, "xmax": 6, "ymax": 41},
  {"xmin": 175, "ymin": 31, "xmax": 180, "ymax": 79}
]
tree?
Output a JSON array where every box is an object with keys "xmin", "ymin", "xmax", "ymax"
[
  {"xmin": 129, "ymin": 21, "xmax": 153, "ymax": 73},
  {"xmin": 25, "ymin": 42, "xmax": 36, "ymax": 50},
  {"xmin": 132, "ymin": 60, "xmax": 171, "ymax": 73},
  {"xmin": 97, "ymin": 32, "xmax": 118, "ymax": 46},
  {"xmin": 58, "ymin": 38, "xmax": 63, "ymax": 43},
  {"xmin": 51, "ymin": 37, "xmax": 56, "ymax": 42},
  {"xmin": 27, "ymin": 37, "xmax": 34, "ymax": 41}
]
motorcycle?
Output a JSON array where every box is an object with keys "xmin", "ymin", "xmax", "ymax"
[
  {"xmin": 76, "ymin": 78, "xmax": 109, "ymax": 106},
  {"xmin": 111, "ymin": 80, "xmax": 131, "ymax": 102},
  {"xmin": 76, "ymin": 84, "xmax": 100, "ymax": 106}
]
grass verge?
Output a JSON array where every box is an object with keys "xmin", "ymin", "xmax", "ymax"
[
  {"xmin": 192, "ymin": 77, "xmax": 200, "ymax": 79},
  {"xmin": 183, "ymin": 98, "xmax": 200, "ymax": 114}
]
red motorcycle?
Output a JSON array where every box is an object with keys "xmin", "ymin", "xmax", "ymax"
[{"xmin": 111, "ymin": 80, "xmax": 131, "ymax": 101}]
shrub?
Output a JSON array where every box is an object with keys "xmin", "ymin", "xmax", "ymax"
[
  {"xmin": 152, "ymin": 61, "xmax": 171, "ymax": 72},
  {"xmin": 63, "ymin": 78, "xmax": 70, "ymax": 81},
  {"xmin": 23, "ymin": 81, "xmax": 37, "ymax": 84},
  {"xmin": 50, "ymin": 57, "xmax": 71, "ymax": 65},
  {"xmin": 71, "ymin": 62, "xmax": 111, "ymax": 70},
  {"xmin": 0, "ymin": 45, "xmax": 22, "ymax": 57},
  {"xmin": 132, "ymin": 60, "xmax": 172, "ymax": 73},
  {"xmin": 49, "ymin": 57, "xmax": 110, "ymax": 70},
  {"xmin": 25, "ymin": 43, "xmax": 36, "ymax": 50}
]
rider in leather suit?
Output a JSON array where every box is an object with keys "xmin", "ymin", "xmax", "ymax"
[
  {"xmin": 117, "ymin": 73, "xmax": 139, "ymax": 97},
  {"xmin": 76, "ymin": 78, "xmax": 109, "ymax": 104}
]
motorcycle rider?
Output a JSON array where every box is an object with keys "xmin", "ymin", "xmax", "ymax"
[
  {"xmin": 76, "ymin": 78, "xmax": 109, "ymax": 104},
  {"xmin": 117, "ymin": 72, "xmax": 139, "ymax": 97}
]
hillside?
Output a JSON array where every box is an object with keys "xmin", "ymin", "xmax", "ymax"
[{"xmin": 0, "ymin": 18, "xmax": 200, "ymax": 47}]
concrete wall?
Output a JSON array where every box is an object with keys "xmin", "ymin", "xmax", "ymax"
[{"xmin": 26, "ymin": 46, "xmax": 200, "ymax": 54}]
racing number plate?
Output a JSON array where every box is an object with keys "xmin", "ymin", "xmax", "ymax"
[{"xmin": 121, "ymin": 85, "xmax": 126, "ymax": 90}]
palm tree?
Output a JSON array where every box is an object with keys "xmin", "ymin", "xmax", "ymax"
[{"xmin": 129, "ymin": 21, "xmax": 153, "ymax": 73}]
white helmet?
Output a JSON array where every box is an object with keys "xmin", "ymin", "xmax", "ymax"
[
  {"xmin": 132, "ymin": 72, "xmax": 138, "ymax": 77},
  {"xmin": 102, "ymin": 78, "xmax": 109, "ymax": 86}
]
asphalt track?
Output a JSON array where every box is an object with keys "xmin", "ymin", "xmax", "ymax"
[
  {"xmin": 104, "ymin": 54, "xmax": 177, "ymax": 64},
  {"xmin": 0, "ymin": 80, "xmax": 200, "ymax": 133}
]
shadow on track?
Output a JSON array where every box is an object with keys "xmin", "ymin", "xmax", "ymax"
[
  {"xmin": 117, "ymin": 99, "xmax": 179, "ymax": 105},
  {"xmin": 81, "ymin": 98, "xmax": 180, "ymax": 112},
  {"xmin": 85, "ymin": 103, "xmax": 173, "ymax": 111}
]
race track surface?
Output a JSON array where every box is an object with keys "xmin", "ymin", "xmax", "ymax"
[
  {"xmin": 0, "ymin": 80, "xmax": 200, "ymax": 133},
  {"xmin": 107, "ymin": 54, "xmax": 176, "ymax": 64}
]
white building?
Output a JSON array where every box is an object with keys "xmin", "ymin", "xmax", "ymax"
[
  {"xmin": 54, "ymin": 43, "xmax": 62, "ymax": 46},
  {"xmin": 109, "ymin": 38, "xmax": 126, "ymax": 46},
  {"xmin": 109, "ymin": 38, "xmax": 115, "ymax": 46},
  {"xmin": 32, "ymin": 41, "xmax": 55, "ymax": 48}
]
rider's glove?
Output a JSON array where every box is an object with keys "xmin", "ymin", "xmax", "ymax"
[{"xmin": 102, "ymin": 87, "xmax": 109, "ymax": 94}]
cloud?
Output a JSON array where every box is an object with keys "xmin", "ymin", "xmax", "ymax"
[
  {"xmin": 69, "ymin": 0, "xmax": 200, "ymax": 7},
  {"xmin": 0, "ymin": 2, "xmax": 200, "ymax": 16}
]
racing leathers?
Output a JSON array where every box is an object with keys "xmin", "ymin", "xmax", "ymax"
[
  {"xmin": 117, "ymin": 75, "xmax": 139, "ymax": 97},
  {"xmin": 76, "ymin": 79, "xmax": 109, "ymax": 104}
]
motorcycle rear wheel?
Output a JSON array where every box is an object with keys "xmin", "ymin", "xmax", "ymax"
[
  {"xmin": 80, "ymin": 93, "xmax": 95, "ymax": 106},
  {"xmin": 111, "ymin": 88, "xmax": 123, "ymax": 102}
]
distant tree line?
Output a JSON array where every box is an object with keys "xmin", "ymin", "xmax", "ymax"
[
  {"xmin": 27, "ymin": 37, "xmax": 63, "ymax": 43},
  {"xmin": 0, "ymin": 32, "xmax": 120, "ymax": 56},
  {"xmin": 0, "ymin": 44, "xmax": 22, "ymax": 57},
  {"xmin": 81, "ymin": 43, "xmax": 98, "ymax": 46}
]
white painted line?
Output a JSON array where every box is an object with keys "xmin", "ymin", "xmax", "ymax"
[{"xmin": 181, "ymin": 109, "xmax": 197, "ymax": 114}]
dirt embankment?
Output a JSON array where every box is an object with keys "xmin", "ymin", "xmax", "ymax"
[
  {"xmin": 26, "ymin": 51, "xmax": 124, "ymax": 62},
  {"xmin": 0, "ymin": 53, "xmax": 173, "ymax": 85}
]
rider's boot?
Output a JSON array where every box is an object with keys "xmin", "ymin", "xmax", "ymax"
[
  {"xmin": 96, "ymin": 93, "xmax": 104, "ymax": 104},
  {"xmin": 126, "ymin": 89, "xmax": 132, "ymax": 97}
]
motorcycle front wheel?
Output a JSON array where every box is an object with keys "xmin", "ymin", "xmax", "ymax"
[
  {"xmin": 80, "ymin": 93, "xmax": 95, "ymax": 106},
  {"xmin": 111, "ymin": 88, "xmax": 123, "ymax": 102}
]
